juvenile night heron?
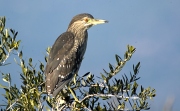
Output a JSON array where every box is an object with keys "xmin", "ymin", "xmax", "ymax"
[{"xmin": 45, "ymin": 13, "xmax": 108, "ymax": 97}]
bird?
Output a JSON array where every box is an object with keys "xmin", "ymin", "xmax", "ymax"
[{"xmin": 45, "ymin": 13, "xmax": 108, "ymax": 97}]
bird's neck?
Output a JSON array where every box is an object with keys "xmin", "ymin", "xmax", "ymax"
[{"xmin": 67, "ymin": 27, "xmax": 87, "ymax": 40}]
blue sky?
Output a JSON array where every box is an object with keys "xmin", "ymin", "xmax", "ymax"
[{"xmin": 1, "ymin": 0, "xmax": 180, "ymax": 110}]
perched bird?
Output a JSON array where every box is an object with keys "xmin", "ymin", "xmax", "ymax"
[{"xmin": 45, "ymin": 13, "xmax": 108, "ymax": 97}]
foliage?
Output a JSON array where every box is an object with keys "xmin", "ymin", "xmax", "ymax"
[
  {"xmin": 0, "ymin": 17, "xmax": 21, "ymax": 66},
  {"xmin": 0, "ymin": 16, "xmax": 156, "ymax": 111}
]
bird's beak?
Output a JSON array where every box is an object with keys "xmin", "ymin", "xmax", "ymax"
[{"xmin": 90, "ymin": 19, "xmax": 108, "ymax": 25}]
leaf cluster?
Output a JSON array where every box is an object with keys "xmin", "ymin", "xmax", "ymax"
[
  {"xmin": 46, "ymin": 46, "xmax": 156, "ymax": 111},
  {"xmin": 1, "ymin": 54, "xmax": 46, "ymax": 110},
  {"xmin": 0, "ymin": 17, "xmax": 21, "ymax": 66}
]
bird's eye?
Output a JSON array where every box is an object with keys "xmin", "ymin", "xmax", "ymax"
[{"xmin": 84, "ymin": 18, "xmax": 89, "ymax": 23}]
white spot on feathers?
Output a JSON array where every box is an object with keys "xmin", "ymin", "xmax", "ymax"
[{"xmin": 59, "ymin": 74, "xmax": 64, "ymax": 78}]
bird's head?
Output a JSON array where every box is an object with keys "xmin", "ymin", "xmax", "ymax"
[{"xmin": 68, "ymin": 13, "xmax": 108, "ymax": 31}]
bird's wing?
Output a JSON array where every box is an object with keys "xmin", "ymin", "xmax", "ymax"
[{"xmin": 45, "ymin": 32, "xmax": 77, "ymax": 96}]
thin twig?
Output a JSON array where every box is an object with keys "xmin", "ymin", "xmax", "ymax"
[
  {"xmin": 6, "ymin": 99, "xmax": 18, "ymax": 110},
  {"xmin": 79, "ymin": 94, "xmax": 139, "ymax": 103}
]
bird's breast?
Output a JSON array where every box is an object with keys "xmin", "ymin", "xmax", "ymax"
[{"xmin": 75, "ymin": 37, "xmax": 88, "ymax": 57}]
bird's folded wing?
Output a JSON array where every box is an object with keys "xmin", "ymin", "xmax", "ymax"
[{"xmin": 45, "ymin": 32, "xmax": 76, "ymax": 95}]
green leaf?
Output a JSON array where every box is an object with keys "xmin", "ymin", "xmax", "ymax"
[
  {"xmin": 103, "ymin": 69, "xmax": 109, "ymax": 75},
  {"xmin": 115, "ymin": 54, "xmax": 119, "ymax": 63},
  {"xmin": 81, "ymin": 79, "xmax": 86, "ymax": 86},
  {"xmin": 134, "ymin": 62, "xmax": 140, "ymax": 75},
  {"xmin": 124, "ymin": 51, "xmax": 128, "ymax": 59},
  {"xmin": 5, "ymin": 29, "xmax": 9, "ymax": 38},
  {"xmin": 46, "ymin": 97, "xmax": 53, "ymax": 108},
  {"xmin": 109, "ymin": 63, "xmax": 114, "ymax": 73},
  {"xmin": 46, "ymin": 47, "xmax": 51, "ymax": 55},
  {"xmin": 39, "ymin": 62, "xmax": 44, "ymax": 72},
  {"xmin": 82, "ymin": 72, "xmax": 90, "ymax": 77},
  {"xmin": 0, "ymin": 84, "xmax": 7, "ymax": 88},
  {"xmin": 29, "ymin": 58, "xmax": 32, "ymax": 63},
  {"xmin": 45, "ymin": 106, "xmax": 51, "ymax": 111},
  {"xmin": 2, "ymin": 73, "xmax": 10, "ymax": 83},
  {"xmin": 101, "ymin": 74, "xmax": 106, "ymax": 81},
  {"xmin": 45, "ymin": 56, "xmax": 48, "ymax": 62},
  {"xmin": 19, "ymin": 51, "xmax": 23, "ymax": 59},
  {"xmin": 13, "ymin": 31, "xmax": 18, "ymax": 40}
]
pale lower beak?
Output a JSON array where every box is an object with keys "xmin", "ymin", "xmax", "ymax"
[{"xmin": 91, "ymin": 19, "xmax": 108, "ymax": 25}]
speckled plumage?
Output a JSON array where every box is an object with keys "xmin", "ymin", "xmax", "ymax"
[{"xmin": 45, "ymin": 13, "xmax": 107, "ymax": 97}]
